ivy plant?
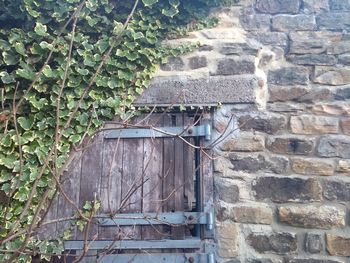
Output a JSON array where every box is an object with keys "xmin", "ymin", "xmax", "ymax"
[{"xmin": 0, "ymin": 0, "xmax": 233, "ymax": 261}]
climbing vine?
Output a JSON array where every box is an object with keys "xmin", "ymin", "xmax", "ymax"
[{"xmin": 0, "ymin": 0, "xmax": 236, "ymax": 261}]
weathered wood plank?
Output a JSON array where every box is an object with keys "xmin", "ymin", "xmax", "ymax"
[
  {"xmin": 183, "ymin": 114, "xmax": 196, "ymax": 238},
  {"xmin": 173, "ymin": 113, "xmax": 185, "ymax": 239},
  {"xmin": 99, "ymin": 135, "xmax": 123, "ymax": 239},
  {"xmin": 120, "ymin": 117, "xmax": 144, "ymax": 240},
  {"xmin": 56, "ymin": 150, "xmax": 82, "ymax": 240},
  {"xmin": 141, "ymin": 114, "xmax": 164, "ymax": 240},
  {"xmin": 37, "ymin": 191, "xmax": 58, "ymax": 240},
  {"xmin": 77, "ymin": 133, "xmax": 103, "ymax": 241},
  {"xmin": 162, "ymin": 114, "xmax": 175, "ymax": 239}
]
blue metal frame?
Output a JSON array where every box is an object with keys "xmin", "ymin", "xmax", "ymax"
[
  {"xmin": 64, "ymin": 239, "xmax": 202, "ymax": 250},
  {"xmin": 97, "ymin": 253, "xmax": 213, "ymax": 263},
  {"xmin": 97, "ymin": 212, "xmax": 213, "ymax": 228},
  {"xmin": 104, "ymin": 123, "xmax": 211, "ymax": 141}
]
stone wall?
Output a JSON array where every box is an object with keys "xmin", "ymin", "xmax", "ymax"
[{"xmin": 137, "ymin": 0, "xmax": 350, "ymax": 262}]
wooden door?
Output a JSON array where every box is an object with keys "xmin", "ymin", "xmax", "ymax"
[{"xmin": 44, "ymin": 112, "xmax": 214, "ymax": 262}]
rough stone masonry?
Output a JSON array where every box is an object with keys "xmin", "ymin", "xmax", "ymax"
[{"xmin": 136, "ymin": 0, "xmax": 350, "ymax": 262}]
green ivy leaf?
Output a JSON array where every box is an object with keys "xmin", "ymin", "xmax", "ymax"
[
  {"xmin": 2, "ymin": 51, "xmax": 19, "ymax": 65},
  {"xmin": 133, "ymin": 32, "xmax": 145, "ymax": 40},
  {"xmin": 1, "ymin": 133, "xmax": 12, "ymax": 147},
  {"xmin": 162, "ymin": 6, "xmax": 179, "ymax": 17},
  {"xmin": 0, "ymin": 39, "xmax": 11, "ymax": 51},
  {"xmin": 142, "ymin": 0, "xmax": 158, "ymax": 7},
  {"xmin": 14, "ymin": 42, "xmax": 26, "ymax": 56},
  {"xmin": 17, "ymin": 116, "xmax": 35, "ymax": 130},
  {"xmin": 76, "ymin": 68, "xmax": 89, "ymax": 76},
  {"xmin": 113, "ymin": 21, "xmax": 124, "ymax": 35},
  {"xmin": 39, "ymin": 41, "xmax": 54, "ymax": 50},
  {"xmin": 34, "ymin": 22, "xmax": 49, "ymax": 37},
  {"xmin": 96, "ymin": 39, "xmax": 109, "ymax": 53},
  {"xmin": 42, "ymin": 65, "xmax": 53, "ymax": 78},
  {"xmin": 0, "ymin": 71, "xmax": 15, "ymax": 84},
  {"xmin": 69, "ymin": 134, "xmax": 81, "ymax": 143}
]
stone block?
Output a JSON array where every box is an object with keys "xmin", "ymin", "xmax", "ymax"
[
  {"xmin": 314, "ymin": 66, "xmax": 350, "ymax": 86},
  {"xmin": 278, "ymin": 205, "xmax": 345, "ymax": 229},
  {"xmin": 247, "ymin": 232, "xmax": 297, "ymax": 254},
  {"xmin": 303, "ymin": 0, "xmax": 329, "ymax": 13},
  {"xmin": 272, "ymin": 15, "xmax": 316, "ymax": 31},
  {"xmin": 135, "ymin": 75, "xmax": 259, "ymax": 105},
  {"xmin": 290, "ymin": 115, "xmax": 339, "ymax": 134},
  {"xmin": 250, "ymin": 32, "xmax": 288, "ymax": 47},
  {"xmin": 268, "ymin": 86, "xmax": 309, "ymax": 102},
  {"xmin": 334, "ymin": 86, "xmax": 350, "ymax": 101},
  {"xmin": 311, "ymin": 103, "xmax": 350, "ymax": 116},
  {"xmin": 317, "ymin": 136, "xmax": 350, "ymax": 158},
  {"xmin": 286, "ymin": 259, "xmax": 343, "ymax": 263},
  {"xmin": 329, "ymin": 0, "xmax": 350, "ymax": 11},
  {"xmin": 201, "ymin": 28, "xmax": 244, "ymax": 40},
  {"xmin": 239, "ymin": 114, "xmax": 287, "ymax": 134},
  {"xmin": 276, "ymin": 99, "xmax": 299, "ymax": 108},
  {"xmin": 323, "ymin": 180, "xmax": 350, "ymax": 202},
  {"xmin": 160, "ymin": 57, "xmax": 184, "ymax": 71},
  {"xmin": 305, "ymin": 233, "xmax": 324, "ymax": 254},
  {"xmin": 214, "ymin": 156, "xmax": 233, "ymax": 173},
  {"xmin": 268, "ymin": 67, "xmax": 309, "ymax": 85},
  {"xmin": 291, "ymin": 158, "xmax": 334, "ymax": 176},
  {"xmin": 232, "ymin": 205, "xmax": 273, "ymax": 225},
  {"xmin": 338, "ymin": 54, "xmax": 350, "ymax": 65},
  {"xmin": 288, "ymin": 54, "xmax": 337, "ymax": 66},
  {"xmin": 217, "ymin": 222, "xmax": 238, "ymax": 258},
  {"xmin": 255, "ymin": 0, "xmax": 300, "ymax": 14},
  {"xmin": 318, "ymin": 13, "xmax": 350, "ymax": 30},
  {"xmin": 240, "ymin": 9, "xmax": 271, "ymax": 31},
  {"xmin": 267, "ymin": 103, "xmax": 306, "ymax": 113},
  {"xmin": 198, "ymin": 44, "xmax": 213, "ymax": 51},
  {"xmin": 214, "ymin": 56, "xmax": 256, "ymax": 75},
  {"xmin": 215, "ymin": 177, "xmax": 240, "ymax": 203},
  {"xmin": 327, "ymin": 41, "xmax": 350, "ymax": 55},
  {"xmin": 219, "ymin": 42, "xmax": 260, "ymax": 56},
  {"xmin": 337, "ymin": 160, "xmax": 350, "ymax": 173},
  {"xmin": 326, "ymin": 234, "xmax": 350, "ymax": 256},
  {"xmin": 289, "ymin": 32, "xmax": 342, "ymax": 54},
  {"xmin": 216, "ymin": 201, "xmax": 231, "ymax": 222},
  {"xmin": 249, "ymin": 260, "xmax": 283, "ymax": 263},
  {"xmin": 188, "ymin": 56, "xmax": 207, "ymax": 70},
  {"xmin": 253, "ymin": 177, "xmax": 322, "ymax": 203},
  {"xmin": 230, "ymin": 154, "xmax": 289, "ymax": 174},
  {"xmin": 267, "ymin": 137, "xmax": 314, "ymax": 155},
  {"xmin": 221, "ymin": 134, "xmax": 265, "ymax": 152}
]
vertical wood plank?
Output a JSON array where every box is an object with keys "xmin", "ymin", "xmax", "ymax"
[
  {"xmin": 37, "ymin": 191, "xmax": 58, "ymax": 240},
  {"xmin": 162, "ymin": 113, "xmax": 175, "ymax": 239},
  {"xmin": 77, "ymin": 133, "xmax": 103, "ymax": 241},
  {"xmin": 183, "ymin": 114, "xmax": 196, "ymax": 238},
  {"xmin": 141, "ymin": 114, "xmax": 164, "ymax": 240},
  {"xmin": 173, "ymin": 113, "xmax": 185, "ymax": 239},
  {"xmin": 56, "ymin": 150, "xmax": 82, "ymax": 240},
  {"xmin": 99, "ymin": 135, "xmax": 123, "ymax": 239},
  {"xmin": 120, "ymin": 120, "xmax": 143, "ymax": 240}
]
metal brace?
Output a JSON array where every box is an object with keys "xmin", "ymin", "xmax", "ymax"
[{"xmin": 104, "ymin": 123, "xmax": 211, "ymax": 141}]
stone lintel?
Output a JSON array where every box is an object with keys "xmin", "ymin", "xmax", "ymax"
[{"xmin": 134, "ymin": 75, "xmax": 258, "ymax": 106}]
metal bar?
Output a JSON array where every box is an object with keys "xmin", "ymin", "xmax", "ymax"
[
  {"xmin": 104, "ymin": 124, "xmax": 211, "ymax": 141},
  {"xmin": 97, "ymin": 253, "xmax": 209, "ymax": 263},
  {"xmin": 97, "ymin": 212, "xmax": 208, "ymax": 226},
  {"xmin": 64, "ymin": 239, "xmax": 202, "ymax": 250},
  {"xmin": 194, "ymin": 135, "xmax": 201, "ymax": 237}
]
